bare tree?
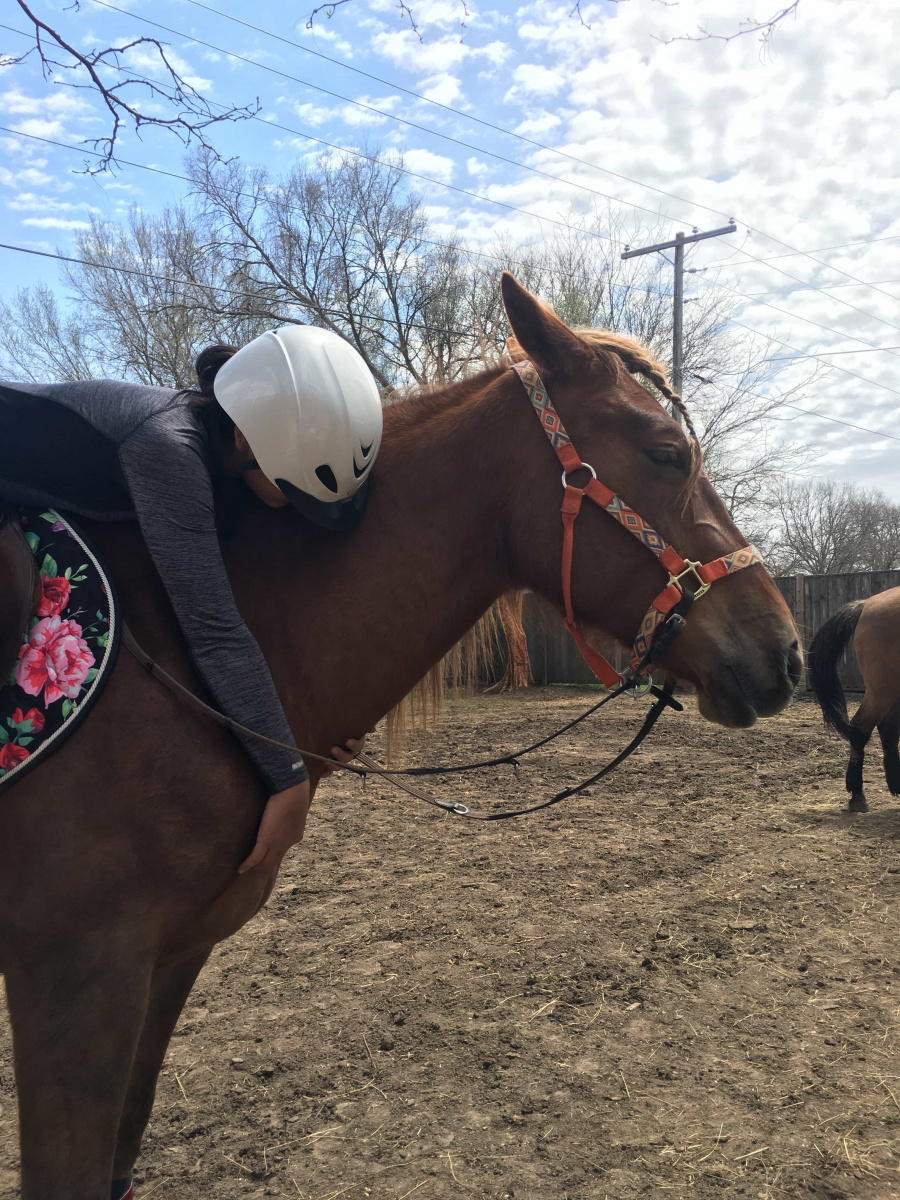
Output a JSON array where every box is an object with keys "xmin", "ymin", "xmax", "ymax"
[
  {"xmin": 5, "ymin": 1, "xmax": 257, "ymax": 171},
  {"xmin": 0, "ymin": 207, "xmax": 273, "ymax": 388},
  {"xmin": 0, "ymin": 167, "xmax": 810, "ymax": 530},
  {"xmin": 0, "ymin": 284, "xmax": 97, "ymax": 382},
  {"xmin": 188, "ymin": 149, "xmax": 484, "ymax": 390},
  {"xmin": 767, "ymin": 479, "xmax": 900, "ymax": 575}
]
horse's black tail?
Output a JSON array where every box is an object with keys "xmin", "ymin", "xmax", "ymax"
[{"xmin": 808, "ymin": 601, "xmax": 864, "ymax": 742}]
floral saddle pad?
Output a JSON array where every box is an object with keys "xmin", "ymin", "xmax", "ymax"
[{"xmin": 0, "ymin": 508, "xmax": 119, "ymax": 790}]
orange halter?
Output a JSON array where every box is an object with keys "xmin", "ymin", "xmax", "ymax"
[{"xmin": 512, "ymin": 360, "xmax": 763, "ymax": 688}]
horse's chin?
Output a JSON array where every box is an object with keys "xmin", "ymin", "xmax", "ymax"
[
  {"xmin": 692, "ymin": 656, "xmax": 796, "ymax": 727},
  {"xmin": 694, "ymin": 683, "xmax": 759, "ymax": 729}
]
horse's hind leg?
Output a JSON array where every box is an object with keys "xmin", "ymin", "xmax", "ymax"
[
  {"xmin": 846, "ymin": 694, "xmax": 886, "ymax": 812},
  {"xmin": 5, "ymin": 937, "xmax": 152, "ymax": 1200},
  {"xmin": 112, "ymin": 950, "xmax": 211, "ymax": 1193},
  {"xmin": 878, "ymin": 702, "xmax": 900, "ymax": 797}
]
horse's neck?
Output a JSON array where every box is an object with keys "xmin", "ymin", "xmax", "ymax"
[{"xmin": 229, "ymin": 379, "xmax": 514, "ymax": 752}]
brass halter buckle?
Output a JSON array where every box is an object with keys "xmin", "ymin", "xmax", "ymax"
[{"xmin": 668, "ymin": 559, "xmax": 712, "ymax": 601}]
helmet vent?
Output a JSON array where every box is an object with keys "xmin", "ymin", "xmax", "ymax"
[{"xmin": 315, "ymin": 464, "xmax": 339, "ymax": 493}]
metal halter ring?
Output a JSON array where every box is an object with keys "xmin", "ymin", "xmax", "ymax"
[{"xmin": 561, "ymin": 462, "xmax": 597, "ymax": 490}]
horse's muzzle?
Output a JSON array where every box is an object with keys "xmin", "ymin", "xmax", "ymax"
[{"xmin": 697, "ymin": 637, "xmax": 801, "ymax": 727}]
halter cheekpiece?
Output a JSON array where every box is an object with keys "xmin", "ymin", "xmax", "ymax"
[{"xmin": 511, "ymin": 359, "xmax": 762, "ymax": 687}]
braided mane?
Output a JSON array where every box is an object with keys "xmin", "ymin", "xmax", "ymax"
[{"xmin": 505, "ymin": 326, "xmax": 703, "ymax": 491}]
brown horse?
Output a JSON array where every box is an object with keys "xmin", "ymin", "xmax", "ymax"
[
  {"xmin": 809, "ymin": 586, "xmax": 900, "ymax": 811},
  {"xmin": 0, "ymin": 276, "xmax": 800, "ymax": 1198}
]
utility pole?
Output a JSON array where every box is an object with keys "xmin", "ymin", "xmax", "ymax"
[{"xmin": 621, "ymin": 220, "xmax": 736, "ymax": 415}]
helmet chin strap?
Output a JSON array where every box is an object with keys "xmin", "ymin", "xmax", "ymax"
[{"xmin": 239, "ymin": 458, "xmax": 262, "ymax": 473}]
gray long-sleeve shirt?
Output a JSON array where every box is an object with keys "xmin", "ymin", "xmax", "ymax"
[{"xmin": 0, "ymin": 379, "xmax": 307, "ymax": 789}]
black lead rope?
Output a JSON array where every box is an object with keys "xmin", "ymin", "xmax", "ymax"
[
  {"xmin": 360, "ymin": 677, "xmax": 678, "ymax": 820},
  {"xmin": 122, "ymin": 597, "xmax": 688, "ymax": 820}
]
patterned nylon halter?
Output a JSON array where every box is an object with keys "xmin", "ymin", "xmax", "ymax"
[{"xmin": 512, "ymin": 359, "xmax": 763, "ymax": 688}]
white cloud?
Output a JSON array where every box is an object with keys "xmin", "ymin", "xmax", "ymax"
[
  {"xmin": 0, "ymin": 88, "xmax": 91, "ymax": 118},
  {"xmin": 505, "ymin": 63, "xmax": 566, "ymax": 99},
  {"xmin": 22, "ymin": 217, "xmax": 91, "ymax": 230},
  {"xmin": 467, "ymin": 157, "xmax": 491, "ymax": 177},
  {"xmin": 292, "ymin": 101, "xmax": 334, "ymax": 127},
  {"xmin": 402, "ymin": 148, "xmax": 455, "ymax": 184},
  {"xmin": 122, "ymin": 46, "xmax": 211, "ymax": 93},
  {"xmin": 298, "ymin": 24, "xmax": 354, "ymax": 56},
  {"xmin": 514, "ymin": 113, "xmax": 562, "ymax": 136},
  {"xmin": 7, "ymin": 192, "xmax": 99, "ymax": 215},
  {"xmin": 372, "ymin": 30, "xmax": 468, "ymax": 73},
  {"xmin": 0, "ymin": 165, "xmax": 52, "ymax": 187},
  {"xmin": 471, "ymin": 40, "xmax": 513, "ymax": 68},
  {"xmin": 415, "ymin": 72, "xmax": 462, "ymax": 105}
]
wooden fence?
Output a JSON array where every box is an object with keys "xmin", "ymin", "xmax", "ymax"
[{"xmin": 520, "ymin": 572, "xmax": 900, "ymax": 692}]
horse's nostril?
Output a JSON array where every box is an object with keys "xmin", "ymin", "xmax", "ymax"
[{"xmin": 786, "ymin": 642, "xmax": 803, "ymax": 687}]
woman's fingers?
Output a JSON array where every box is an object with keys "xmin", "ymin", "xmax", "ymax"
[
  {"xmin": 238, "ymin": 841, "xmax": 268, "ymax": 873},
  {"xmin": 324, "ymin": 733, "xmax": 368, "ymax": 775}
]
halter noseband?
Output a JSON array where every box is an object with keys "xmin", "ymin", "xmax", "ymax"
[{"xmin": 512, "ymin": 359, "xmax": 762, "ymax": 687}]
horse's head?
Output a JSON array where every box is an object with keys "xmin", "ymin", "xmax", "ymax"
[{"xmin": 500, "ymin": 273, "xmax": 800, "ymax": 726}]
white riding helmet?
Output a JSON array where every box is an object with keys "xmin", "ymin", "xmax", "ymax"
[{"xmin": 213, "ymin": 325, "xmax": 383, "ymax": 531}]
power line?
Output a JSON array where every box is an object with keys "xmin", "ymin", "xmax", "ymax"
[
  {"xmin": 92, "ymin": 1, "xmax": 682, "ymax": 229},
  {"xmin": 3, "ymin": 241, "xmax": 900, "ymax": 449},
  {"xmin": 9, "ymin": 15, "xmax": 900, "ymax": 356},
  {"xmin": 7, "ymin": 25, "xmax": 900, "ymax": 370},
  {"xmin": 747, "ymin": 277, "xmax": 900, "ymax": 298},
  {"xmin": 11, "ymin": 0, "xmax": 900, "ymax": 327},
  {"xmin": 92, "ymin": 0, "xmax": 900, "ymax": 328},
  {"xmin": 4, "ymin": 116, "xmax": 894, "ymax": 371},
  {"xmin": 0, "ymin": 123, "xmax": 527, "ymax": 272},
  {"xmin": 0, "ymin": 240, "xmax": 475, "ymax": 340},
  {"xmin": 146, "ymin": 0, "xmax": 900, "ymax": 319},
  {"xmin": 97, "ymin": 0, "xmax": 725, "ymax": 231},
  {"xmin": 722, "ymin": 309, "xmax": 900, "ymax": 401},
  {"xmin": 698, "ymin": 273, "xmax": 900, "ymax": 357},
  {"xmin": 767, "ymin": 344, "xmax": 900, "ymax": 361},
  {"xmin": 775, "ymin": 401, "xmax": 900, "ymax": 443},
  {"xmin": 709, "ymin": 233, "xmax": 900, "ymax": 266},
  {"xmin": 0, "ymin": 21, "xmax": 612, "ymax": 246}
]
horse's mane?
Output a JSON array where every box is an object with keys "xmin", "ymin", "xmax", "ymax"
[{"xmin": 382, "ymin": 324, "xmax": 702, "ymax": 760}]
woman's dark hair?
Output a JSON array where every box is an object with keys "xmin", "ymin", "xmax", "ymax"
[
  {"xmin": 192, "ymin": 344, "xmax": 238, "ymax": 438},
  {"xmin": 191, "ymin": 343, "xmax": 245, "ymax": 536}
]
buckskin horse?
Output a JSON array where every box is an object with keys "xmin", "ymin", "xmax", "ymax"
[
  {"xmin": 808, "ymin": 587, "xmax": 900, "ymax": 811},
  {"xmin": 0, "ymin": 276, "xmax": 800, "ymax": 1198}
]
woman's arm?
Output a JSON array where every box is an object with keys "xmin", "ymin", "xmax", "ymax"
[{"xmin": 118, "ymin": 410, "xmax": 308, "ymax": 793}]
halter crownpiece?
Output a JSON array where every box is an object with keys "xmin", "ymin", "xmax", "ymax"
[{"xmin": 511, "ymin": 359, "xmax": 763, "ymax": 688}]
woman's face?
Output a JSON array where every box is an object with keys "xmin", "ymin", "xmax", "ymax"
[{"xmin": 233, "ymin": 429, "xmax": 290, "ymax": 509}]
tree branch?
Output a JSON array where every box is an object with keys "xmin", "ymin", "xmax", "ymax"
[{"xmin": 7, "ymin": 0, "xmax": 260, "ymax": 172}]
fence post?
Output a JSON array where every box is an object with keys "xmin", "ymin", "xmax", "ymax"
[{"xmin": 794, "ymin": 573, "xmax": 809, "ymax": 690}]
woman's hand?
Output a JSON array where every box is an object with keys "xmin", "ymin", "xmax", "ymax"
[
  {"xmin": 323, "ymin": 734, "xmax": 369, "ymax": 775},
  {"xmin": 238, "ymin": 780, "xmax": 311, "ymax": 874}
]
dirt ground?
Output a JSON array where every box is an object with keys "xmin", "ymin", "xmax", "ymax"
[{"xmin": 3, "ymin": 687, "xmax": 900, "ymax": 1199}]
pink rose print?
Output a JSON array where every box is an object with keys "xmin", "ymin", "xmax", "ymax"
[
  {"xmin": 16, "ymin": 616, "xmax": 95, "ymax": 706},
  {"xmin": 0, "ymin": 743, "xmax": 30, "ymax": 772},
  {"xmin": 36, "ymin": 575, "xmax": 71, "ymax": 618},
  {"xmin": 11, "ymin": 706, "xmax": 45, "ymax": 732}
]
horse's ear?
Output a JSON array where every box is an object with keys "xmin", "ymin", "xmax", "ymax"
[{"xmin": 500, "ymin": 273, "xmax": 589, "ymax": 379}]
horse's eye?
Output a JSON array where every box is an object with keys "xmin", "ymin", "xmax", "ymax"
[{"xmin": 645, "ymin": 446, "xmax": 682, "ymax": 468}]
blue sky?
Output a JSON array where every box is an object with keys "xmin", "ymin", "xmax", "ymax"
[{"xmin": 3, "ymin": 0, "xmax": 900, "ymax": 494}]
